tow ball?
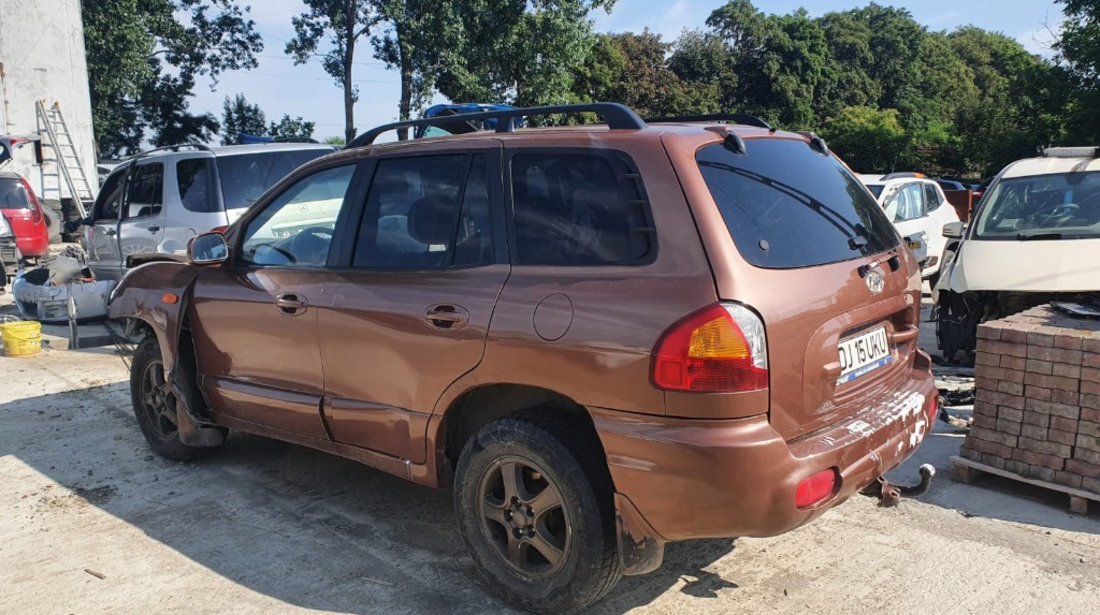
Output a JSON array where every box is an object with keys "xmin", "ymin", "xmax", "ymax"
[{"xmin": 861, "ymin": 464, "xmax": 936, "ymax": 507}]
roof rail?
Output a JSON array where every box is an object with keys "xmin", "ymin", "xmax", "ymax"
[
  {"xmin": 126, "ymin": 142, "xmax": 212, "ymax": 162},
  {"xmin": 347, "ymin": 102, "xmax": 646, "ymax": 148},
  {"xmin": 1042, "ymin": 146, "xmax": 1099, "ymax": 158},
  {"xmin": 645, "ymin": 113, "xmax": 774, "ymax": 131},
  {"xmin": 880, "ymin": 171, "xmax": 925, "ymax": 180}
]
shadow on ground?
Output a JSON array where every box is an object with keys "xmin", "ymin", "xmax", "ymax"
[{"xmin": 0, "ymin": 383, "xmax": 736, "ymax": 614}]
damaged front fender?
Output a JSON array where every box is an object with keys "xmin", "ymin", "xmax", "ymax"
[{"xmin": 108, "ymin": 262, "xmax": 200, "ymax": 375}]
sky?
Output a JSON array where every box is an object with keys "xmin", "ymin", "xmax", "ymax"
[{"xmin": 188, "ymin": 0, "xmax": 1068, "ymax": 142}]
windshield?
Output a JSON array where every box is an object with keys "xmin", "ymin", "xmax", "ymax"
[
  {"xmin": 215, "ymin": 149, "xmax": 332, "ymax": 211},
  {"xmin": 973, "ymin": 172, "xmax": 1100, "ymax": 239},
  {"xmin": 697, "ymin": 139, "xmax": 899, "ymax": 269}
]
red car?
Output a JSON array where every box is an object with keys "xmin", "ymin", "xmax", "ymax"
[{"xmin": 0, "ymin": 171, "xmax": 49, "ymax": 259}]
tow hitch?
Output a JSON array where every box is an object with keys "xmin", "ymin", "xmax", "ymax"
[{"xmin": 861, "ymin": 464, "xmax": 936, "ymax": 507}]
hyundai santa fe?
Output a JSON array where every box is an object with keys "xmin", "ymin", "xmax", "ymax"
[{"xmin": 108, "ymin": 103, "xmax": 937, "ymax": 613}]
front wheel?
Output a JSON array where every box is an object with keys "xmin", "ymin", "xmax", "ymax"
[
  {"xmin": 131, "ymin": 336, "xmax": 212, "ymax": 461},
  {"xmin": 454, "ymin": 413, "xmax": 622, "ymax": 613}
]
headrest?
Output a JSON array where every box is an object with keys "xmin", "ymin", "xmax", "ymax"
[{"xmin": 407, "ymin": 195, "xmax": 456, "ymax": 245}]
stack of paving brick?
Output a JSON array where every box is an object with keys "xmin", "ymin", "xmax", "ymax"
[{"xmin": 959, "ymin": 304, "xmax": 1100, "ymax": 496}]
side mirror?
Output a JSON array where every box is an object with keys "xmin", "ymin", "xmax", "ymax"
[
  {"xmin": 942, "ymin": 221, "xmax": 964, "ymax": 239},
  {"xmin": 188, "ymin": 232, "xmax": 228, "ymax": 265}
]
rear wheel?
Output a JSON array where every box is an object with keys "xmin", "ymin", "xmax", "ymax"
[
  {"xmin": 454, "ymin": 412, "xmax": 622, "ymax": 613},
  {"xmin": 42, "ymin": 204, "xmax": 62, "ymax": 244},
  {"xmin": 131, "ymin": 336, "xmax": 210, "ymax": 461}
]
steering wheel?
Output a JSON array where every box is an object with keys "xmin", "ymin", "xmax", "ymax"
[
  {"xmin": 290, "ymin": 226, "xmax": 334, "ymax": 264},
  {"xmin": 1033, "ymin": 203, "xmax": 1079, "ymax": 227}
]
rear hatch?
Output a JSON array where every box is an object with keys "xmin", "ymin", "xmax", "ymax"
[{"xmin": 693, "ymin": 135, "xmax": 922, "ymax": 440}]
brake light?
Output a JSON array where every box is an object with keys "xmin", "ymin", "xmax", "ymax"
[
  {"xmin": 927, "ymin": 393, "xmax": 938, "ymax": 423},
  {"xmin": 652, "ymin": 303, "xmax": 768, "ymax": 392},
  {"xmin": 18, "ymin": 177, "xmax": 43, "ymax": 224},
  {"xmin": 795, "ymin": 468, "xmax": 837, "ymax": 508}
]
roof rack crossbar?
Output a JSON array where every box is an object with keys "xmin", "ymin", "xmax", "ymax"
[
  {"xmin": 347, "ymin": 102, "xmax": 646, "ymax": 148},
  {"xmin": 645, "ymin": 113, "xmax": 774, "ymax": 131}
]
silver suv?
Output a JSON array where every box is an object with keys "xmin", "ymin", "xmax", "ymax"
[{"xmin": 82, "ymin": 142, "xmax": 334, "ymax": 280}]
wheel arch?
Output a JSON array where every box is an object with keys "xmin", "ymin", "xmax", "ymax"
[{"xmin": 433, "ymin": 383, "xmax": 613, "ymax": 490}]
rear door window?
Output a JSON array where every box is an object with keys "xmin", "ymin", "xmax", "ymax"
[
  {"xmin": 510, "ymin": 151, "xmax": 654, "ymax": 265},
  {"xmin": 697, "ymin": 139, "xmax": 898, "ymax": 269},
  {"xmin": 924, "ymin": 183, "xmax": 943, "ymax": 212},
  {"xmin": 352, "ymin": 154, "xmax": 493, "ymax": 269},
  {"xmin": 177, "ymin": 158, "xmax": 218, "ymax": 212}
]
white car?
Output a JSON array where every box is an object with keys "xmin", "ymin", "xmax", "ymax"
[
  {"xmin": 859, "ymin": 174, "xmax": 960, "ymax": 282},
  {"xmin": 933, "ymin": 146, "xmax": 1100, "ymax": 361}
]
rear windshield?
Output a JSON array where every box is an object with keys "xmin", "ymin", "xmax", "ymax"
[
  {"xmin": 973, "ymin": 172, "xmax": 1100, "ymax": 240},
  {"xmin": 865, "ymin": 184, "xmax": 885, "ymax": 198},
  {"xmin": 697, "ymin": 139, "xmax": 899, "ymax": 269},
  {"xmin": 215, "ymin": 149, "xmax": 331, "ymax": 211},
  {"xmin": 0, "ymin": 177, "xmax": 31, "ymax": 210}
]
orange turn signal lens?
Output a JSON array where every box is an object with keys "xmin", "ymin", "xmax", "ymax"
[{"xmin": 161, "ymin": 293, "xmax": 179, "ymax": 305}]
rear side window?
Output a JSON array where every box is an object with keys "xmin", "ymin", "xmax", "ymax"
[
  {"xmin": 697, "ymin": 139, "xmax": 898, "ymax": 269},
  {"xmin": 510, "ymin": 152, "xmax": 654, "ymax": 265},
  {"xmin": 216, "ymin": 149, "xmax": 331, "ymax": 210},
  {"xmin": 0, "ymin": 177, "xmax": 30, "ymax": 210},
  {"xmin": 177, "ymin": 158, "xmax": 218, "ymax": 213},
  {"xmin": 924, "ymin": 183, "xmax": 942, "ymax": 211}
]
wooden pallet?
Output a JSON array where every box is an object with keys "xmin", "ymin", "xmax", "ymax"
[{"xmin": 950, "ymin": 455, "xmax": 1099, "ymax": 516}]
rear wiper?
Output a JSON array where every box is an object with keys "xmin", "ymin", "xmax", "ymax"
[{"xmin": 1016, "ymin": 232, "xmax": 1064, "ymax": 240}]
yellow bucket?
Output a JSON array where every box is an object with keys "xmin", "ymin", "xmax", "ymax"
[{"xmin": 1, "ymin": 320, "xmax": 42, "ymax": 357}]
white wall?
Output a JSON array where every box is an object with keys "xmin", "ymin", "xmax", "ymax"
[{"xmin": 0, "ymin": 0, "xmax": 98, "ymax": 198}]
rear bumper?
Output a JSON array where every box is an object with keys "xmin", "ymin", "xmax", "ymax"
[
  {"xmin": 592, "ymin": 351, "xmax": 937, "ymax": 541},
  {"xmin": 16, "ymin": 231, "xmax": 48, "ymax": 257}
]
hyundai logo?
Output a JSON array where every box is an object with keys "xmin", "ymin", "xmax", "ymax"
[{"xmin": 865, "ymin": 270, "xmax": 885, "ymax": 294}]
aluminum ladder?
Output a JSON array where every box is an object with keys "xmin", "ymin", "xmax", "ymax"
[{"xmin": 35, "ymin": 100, "xmax": 92, "ymax": 218}]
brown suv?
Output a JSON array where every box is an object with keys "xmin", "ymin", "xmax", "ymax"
[{"xmin": 109, "ymin": 103, "xmax": 937, "ymax": 613}]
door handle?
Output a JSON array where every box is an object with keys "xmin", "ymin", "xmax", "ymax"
[
  {"xmin": 274, "ymin": 293, "xmax": 308, "ymax": 315},
  {"xmin": 148, "ymin": 225, "xmax": 160, "ymax": 233},
  {"xmin": 104, "ymin": 228, "xmax": 116, "ymax": 236},
  {"xmin": 425, "ymin": 305, "xmax": 469, "ymax": 329}
]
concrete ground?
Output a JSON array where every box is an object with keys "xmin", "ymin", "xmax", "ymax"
[{"xmin": 1, "ymin": 288, "xmax": 1098, "ymax": 614}]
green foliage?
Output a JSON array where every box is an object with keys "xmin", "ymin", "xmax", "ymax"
[
  {"xmin": 220, "ymin": 94, "xmax": 267, "ymax": 144},
  {"xmin": 1055, "ymin": 0, "xmax": 1100, "ymax": 142},
  {"xmin": 323, "ymin": 136, "xmax": 347, "ymax": 145},
  {"xmin": 269, "ymin": 115, "xmax": 317, "ymax": 140},
  {"xmin": 82, "ymin": 0, "xmax": 262, "ymax": 156},
  {"xmin": 820, "ymin": 106, "xmax": 907, "ymax": 173},
  {"xmin": 288, "ymin": 0, "xmax": 381, "ymax": 142},
  {"xmin": 435, "ymin": 1, "xmax": 616, "ymax": 106}
]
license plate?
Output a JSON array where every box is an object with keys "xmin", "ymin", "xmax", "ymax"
[
  {"xmin": 907, "ymin": 240, "xmax": 922, "ymax": 250},
  {"xmin": 837, "ymin": 326, "xmax": 891, "ymax": 384}
]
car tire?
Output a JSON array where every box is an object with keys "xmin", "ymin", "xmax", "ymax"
[
  {"xmin": 42, "ymin": 205, "xmax": 63, "ymax": 244},
  {"xmin": 131, "ymin": 335, "xmax": 215, "ymax": 461},
  {"xmin": 454, "ymin": 411, "xmax": 622, "ymax": 613},
  {"xmin": 935, "ymin": 291, "xmax": 979, "ymax": 365}
]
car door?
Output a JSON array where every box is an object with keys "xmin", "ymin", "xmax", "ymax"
[
  {"xmin": 884, "ymin": 182, "xmax": 928, "ymax": 260},
  {"xmin": 188, "ymin": 162, "xmax": 361, "ymax": 439},
  {"xmin": 86, "ymin": 165, "xmax": 128, "ymax": 280},
  {"xmin": 116, "ymin": 161, "xmax": 168, "ymax": 270},
  {"xmin": 922, "ymin": 181, "xmax": 958, "ymax": 267},
  {"xmin": 315, "ymin": 145, "xmax": 509, "ymax": 462}
]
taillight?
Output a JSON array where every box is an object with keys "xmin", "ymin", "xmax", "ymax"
[
  {"xmin": 795, "ymin": 468, "xmax": 838, "ymax": 508},
  {"xmin": 927, "ymin": 393, "xmax": 938, "ymax": 423},
  {"xmin": 18, "ymin": 177, "xmax": 43, "ymax": 224},
  {"xmin": 652, "ymin": 303, "xmax": 768, "ymax": 392}
]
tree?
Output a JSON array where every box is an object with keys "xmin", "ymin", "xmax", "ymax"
[
  {"xmin": 819, "ymin": 106, "xmax": 907, "ymax": 173},
  {"xmin": 269, "ymin": 115, "xmax": 317, "ymax": 140},
  {"xmin": 371, "ymin": 1, "xmax": 463, "ymax": 138},
  {"xmin": 1055, "ymin": 0, "xmax": 1100, "ymax": 141},
  {"xmin": 82, "ymin": 0, "xmax": 263, "ymax": 156},
  {"xmin": 221, "ymin": 94, "xmax": 267, "ymax": 144},
  {"xmin": 287, "ymin": 0, "xmax": 380, "ymax": 143},
  {"xmin": 435, "ymin": 1, "xmax": 616, "ymax": 107}
]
